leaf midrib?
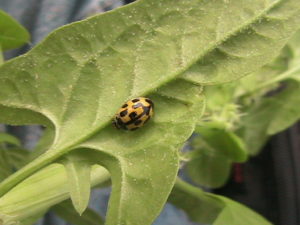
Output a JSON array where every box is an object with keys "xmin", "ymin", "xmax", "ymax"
[{"xmin": 69, "ymin": 0, "xmax": 282, "ymax": 153}]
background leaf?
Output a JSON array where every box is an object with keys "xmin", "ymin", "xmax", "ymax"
[
  {"xmin": 168, "ymin": 179, "xmax": 224, "ymax": 224},
  {"xmin": 53, "ymin": 200, "xmax": 104, "ymax": 225},
  {"xmin": 0, "ymin": 133, "xmax": 20, "ymax": 147},
  {"xmin": 240, "ymin": 79, "xmax": 300, "ymax": 154},
  {"xmin": 184, "ymin": 126, "xmax": 247, "ymax": 188},
  {"xmin": 194, "ymin": 126, "xmax": 247, "ymax": 162},
  {"xmin": 0, "ymin": 9, "xmax": 30, "ymax": 51},
  {"xmin": 211, "ymin": 195, "xmax": 272, "ymax": 225},
  {"xmin": 0, "ymin": 133, "xmax": 27, "ymax": 182},
  {"xmin": 169, "ymin": 179, "xmax": 272, "ymax": 225},
  {"xmin": 19, "ymin": 209, "xmax": 48, "ymax": 225},
  {"xmin": 185, "ymin": 149, "xmax": 232, "ymax": 188}
]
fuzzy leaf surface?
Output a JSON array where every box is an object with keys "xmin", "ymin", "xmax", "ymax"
[
  {"xmin": 181, "ymin": 0, "xmax": 300, "ymax": 84},
  {"xmin": 62, "ymin": 153, "xmax": 92, "ymax": 215},
  {"xmin": 0, "ymin": 0, "xmax": 299, "ymax": 224}
]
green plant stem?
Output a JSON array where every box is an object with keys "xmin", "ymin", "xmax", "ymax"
[{"xmin": 0, "ymin": 164, "xmax": 110, "ymax": 223}]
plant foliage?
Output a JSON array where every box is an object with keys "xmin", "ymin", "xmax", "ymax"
[{"xmin": 0, "ymin": 0, "xmax": 300, "ymax": 225}]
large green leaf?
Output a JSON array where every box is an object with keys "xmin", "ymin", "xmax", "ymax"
[
  {"xmin": 181, "ymin": 0, "xmax": 300, "ymax": 84},
  {"xmin": 75, "ymin": 81, "xmax": 204, "ymax": 225},
  {"xmin": 0, "ymin": 79, "xmax": 204, "ymax": 225},
  {"xmin": 0, "ymin": 10, "xmax": 30, "ymax": 51},
  {"xmin": 236, "ymin": 45, "xmax": 292, "ymax": 98},
  {"xmin": 0, "ymin": 0, "xmax": 299, "ymax": 224}
]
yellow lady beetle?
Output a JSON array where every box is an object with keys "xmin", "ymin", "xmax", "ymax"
[{"xmin": 113, "ymin": 97, "xmax": 154, "ymax": 131}]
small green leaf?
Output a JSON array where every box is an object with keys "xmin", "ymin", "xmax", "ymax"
[
  {"xmin": 0, "ymin": 10, "xmax": 30, "ymax": 51},
  {"xmin": 53, "ymin": 200, "xmax": 104, "ymax": 225},
  {"xmin": 267, "ymin": 80, "xmax": 300, "ymax": 134},
  {"xmin": 186, "ymin": 149, "xmax": 232, "ymax": 188},
  {"xmin": 62, "ymin": 152, "xmax": 92, "ymax": 215},
  {"xmin": 194, "ymin": 127, "xmax": 248, "ymax": 162},
  {"xmin": 185, "ymin": 126, "xmax": 246, "ymax": 187},
  {"xmin": 240, "ymin": 79, "xmax": 300, "ymax": 154},
  {"xmin": 170, "ymin": 179, "xmax": 272, "ymax": 225},
  {"xmin": 0, "ymin": 133, "xmax": 21, "ymax": 147},
  {"xmin": 211, "ymin": 195, "xmax": 272, "ymax": 225},
  {"xmin": 168, "ymin": 178, "xmax": 224, "ymax": 224}
]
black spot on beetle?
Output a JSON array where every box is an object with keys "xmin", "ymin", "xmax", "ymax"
[
  {"xmin": 145, "ymin": 98, "xmax": 154, "ymax": 107},
  {"xmin": 129, "ymin": 111, "xmax": 137, "ymax": 119},
  {"xmin": 134, "ymin": 120, "xmax": 142, "ymax": 125},
  {"xmin": 122, "ymin": 103, "xmax": 128, "ymax": 108},
  {"xmin": 120, "ymin": 109, "xmax": 128, "ymax": 117},
  {"xmin": 132, "ymin": 98, "xmax": 140, "ymax": 103},
  {"xmin": 117, "ymin": 118, "xmax": 123, "ymax": 125}
]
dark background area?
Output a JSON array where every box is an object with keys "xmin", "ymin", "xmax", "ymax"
[{"xmin": 215, "ymin": 122, "xmax": 300, "ymax": 225}]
